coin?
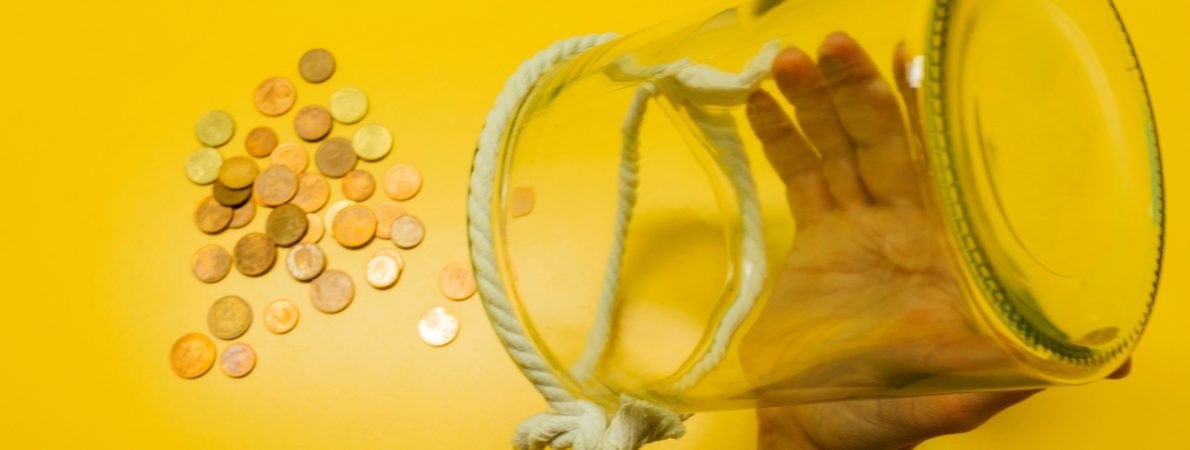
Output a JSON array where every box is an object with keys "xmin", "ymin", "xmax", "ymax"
[
  {"xmin": 383, "ymin": 163, "xmax": 422, "ymax": 200},
  {"xmin": 310, "ymin": 269, "xmax": 353, "ymax": 313},
  {"xmin": 290, "ymin": 173, "xmax": 330, "ymax": 213},
  {"xmin": 228, "ymin": 202, "xmax": 255, "ymax": 229},
  {"xmin": 208, "ymin": 295, "xmax": 252, "ymax": 340},
  {"xmin": 372, "ymin": 202, "xmax": 406, "ymax": 239},
  {"xmin": 286, "ymin": 243, "xmax": 325, "ymax": 281},
  {"xmin": 331, "ymin": 204, "xmax": 376, "ymax": 248},
  {"xmin": 254, "ymin": 165, "xmax": 298, "ymax": 206},
  {"xmin": 330, "ymin": 87, "xmax": 368, "ymax": 124},
  {"xmin": 365, "ymin": 251, "xmax": 402, "ymax": 289},
  {"xmin": 244, "ymin": 126, "xmax": 279, "ymax": 158},
  {"xmin": 194, "ymin": 196, "xmax": 233, "ymax": 234},
  {"xmin": 270, "ymin": 142, "xmax": 309, "ymax": 174},
  {"xmin": 218, "ymin": 156, "xmax": 258, "ymax": 189},
  {"xmin": 299, "ymin": 48, "xmax": 335, "ymax": 83},
  {"xmin": 294, "ymin": 105, "xmax": 333, "ymax": 142},
  {"xmin": 234, "ymin": 232, "xmax": 276, "ymax": 276},
  {"xmin": 341, "ymin": 169, "xmax": 375, "ymax": 201},
  {"xmin": 196, "ymin": 110, "xmax": 235, "ymax": 147},
  {"xmin": 376, "ymin": 249, "xmax": 405, "ymax": 270},
  {"xmin": 315, "ymin": 137, "xmax": 357, "ymax": 178},
  {"xmin": 253, "ymin": 76, "xmax": 297, "ymax": 116},
  {"xmin": 213, "ymin": 181, "xmax": 252, "ymax": 207},
  {"xmin": 170, "ymin": 333, "xmax": 216, "ymax": 378},
  {"xmin": 510, "ymin": 186, "xmax": 535, "ymax": 217},
  {"xmin": 185, "ymin": 147, "xmax": 222, "ymax": 185},
  {"xmin": 221, "ymin": 342, "xmax": 256, "ymax": 378},
  {"xmin": 418, "ymin": 306, "xmax": 460, "ymax": 347},
  {"xmin": 390, "ymin": 214, "xmax": 425, "ymax": 249},
  {"xmin": 263, "ymin": 299, "xmax": 300, "ymax": 334},
  {"xmin": 191, "ymin": 244, "xmax": 232, "ymax": 283},
  {"xmin": 353, "ymin": 124, "xmax": 392, "ymax": 161},
  {"xmin": 267, "ymin": 204, "xmax": 308, "ymax": 247},
  {"xmin": 439, "ymin": 261, "xmax": 477, "ymax": 300},
  {"xmin": 324, "ymin": 200, "xmax": 353, "ymax": 230},
  {"xmin": 301, "ymin": 214, "xmax": 324, "ymax": 244}
]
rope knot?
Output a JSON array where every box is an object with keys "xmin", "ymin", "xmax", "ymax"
[{"xmin": 513, "ymin": 395, "xmax": 687, "ymax": 450}]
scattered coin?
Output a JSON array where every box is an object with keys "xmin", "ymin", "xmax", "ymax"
[
  {"xmin": 253, "ymin": 76, "xmax": 297, "ymax": 116},
  {"xmin": 228, "ymin": 202, "xmax": 255, "ymax": 229},
  {"xmin": 196, "ymin": 110, "xmax": 235, "ymax": 147},
  {"xmin": 418, "ymin": 306, "xmax": 460, "ymax": 347},
  {"xmin": 270, "ymin": 142, "xmax": 309, "ymax": 174},
  {"xmin": 372, "ymin": 202, "xmax": 406, "ymax": 239},
  {"xmin": 234, "ymin": 232, "xmax": 276, "ymax": 276},
  {"xmin": 299, "ymin": 48, "xmax": 335, "ymax": 84},
  {"xmin": 332, "ymin": 204, "xmax": 376, "ymax": 248},
  {"xmin": 170, "ymin": 333, "xmax": 216, "ymax": 378},
  {"xmin": 267, "ymin": 204, "xmax": 308, "ymax": 247},
  {"xmin": 191, "ymin": 244, "xmax": 232, "ymax": 283},
  {"xmin": 330, "ymin": 87, "xmax": 368, "ymax": 124},
  {"xmin": 185, "ymin": 147, "xmax": 223, "ymax": 185},
  {"xmin": 301, "ymin": 213, "xmax": 325, "ymax": 244},
  {"xmin": 208, "ymin": 295, "xmax": 252, "ymax": 340},
  {"xmin": 310, "ymin": 269, "xmax": 354, "ymax": 314},
  {"xmin": 510, "ymin": 186, "xmax": 536, "ymax": 217},
  {"xmin": 290, "ymin": 173, "xmax": 330, "ymax": 213},
  {"xmin": 254, "ymin": 165, "xmax": 299, "ymax": 206},
  {"xmin": 341, "ymin": 169, "xmax": 375, "ymax": 201},
  {"xmin": 383, "ymin": 163, "xmax": 422, "ymax": 200},
  {"xmin": 376, "ymin": 249, "xmax": 405, "ymax": 270},
  {"xmin": 365, "ymin": 251, "xmax": 402, "ymax": 289},
  {"xmin": 263, "ymin": 299, "xmax": 300, "ymax": 334},
  {"xmin": 315, "ymin": 137, "xmax": 357, "ymax": 178},
  {"xmin": 218, "ymin": 156, "xmax": 259, "ymax": 189},
  {"xmin": 390, "ymin": 214, "xmax": 425, "ymax": 249},
  {"xmin": 286, "ymin": 243, "xmax": 326, "ymax": 282},
  {"xmin": 221, "ymin": 342, "xmax": 256, "ymax": 378},
  {"xmin": 294, "ymin": 105, "xmax": 333, "ymax": 142},
  {"xmin": 213, "ymin": 180, "xmax": 252, "ymax": 207},
  {"xmin": 194, "ymin": 196, "xmax": 233, "ymax": 234},
  {"xmin": 353, "ymin": 124, "xmax": 392, "ymax": 161},
  {"xmin": 324, "ymin": 200, "xmax": 353, "ymax": 231},
  {"xmin": 439, "ymin": 261, "xmax": 477, "ymax": 300},
  {"xmin": 245, "ymin": 126, "xmax": 279, "ymax": 158}
]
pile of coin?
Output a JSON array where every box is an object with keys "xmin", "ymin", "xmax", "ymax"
[{"xmin": 171, "ymin": 48, "xmax": 476, "ymax": 380}]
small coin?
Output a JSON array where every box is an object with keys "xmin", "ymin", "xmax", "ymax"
[
  {"xmin": 341, "ymin": 169, "xmax": 375, "ymax": 201},
  {"xmin": 331, "ymin": 204, "xmax": 376, "ymax": 248},
  {"xmin": 353, "ymin": 124, "xmax": 392, "ymax": 161},
  {"xmin": 263, "ymin": 299, "xmax": 300, "ymax": 334},
  {"xmin": 301, "ymin": 213, "xmax": 325, "ymax": 244},
  {"xmin": 383, "ymin": 163, "xmax": 422, "ymax": 200},
  {"xmin": 234, "ymin": 232, "xmax": 276, "ymax": 276},
  {"xmin": 510, "ymin": 186, "xmax": 536, "ymax": 217},
  {"xmin": 208, "ymin": 295, "xmax": 252, "ymax": 340},
  {"xmin": 170, "ymin": 333, "xmax": 216, "ymax": 378},
  {"xmin": 221, "ymin": 342, "xmax": 256, "ymax": 378},
  {"xmin": 254, "ymin": 165, "xmax": 299, "ymax": 206},
  {"xmin": 267, "ymin": 204, "xmax": 308, "ymax": 247},
  {"xmin": 194, "ymin": 196, "xmax": 233, "ymax": 234},
  {"xmin": 191, "ymin": 244, "xmax": 232, "ymax": 283},
  {"xmin": 218, "ymin": 156, "xmax": 259, "ymax": 189},
  {"xmin": 185, "ymin": 147, "xmax": 223, "ymax": 185},
  {"xmin": 439, "ymin": 261, "xmax": 477, "ymax": 300},
  {"xmin": 245, "ymin": 126, "xmax": 279, "ymax": 158},
  {"xmin": 294, "ymin": 105, "xmax": 333, "ymax": 142},
  {"xmin": 196, "ymin": 110, "xmax": 235, "ymax": 147},
  {"xmin": 270, "ymin": 142, "xmax": 309, "ymax": 174},
  {"xmin": 310, "ymin": 269, "xmax": 354, "ymax": 314},
  {"xmin": 253, "ymin": 76, "xmax": 297, "ymax": 116},
  {"xmin": 324, "ymin": 200, "xmax": 353, "ymax": 231},
  {"xmin": 299, "ymin": 48, "xmax": 336, "ymax": 83},
  {"xmin": 213, "ymin": 181, "xmax": 252, "ymax": 207},
  {"xmin": 228, "ymin": 202, "xmax": 255, "ymax": 229},
  {"xmin": 291, "ymin": 173, "xmax": 330, "ymax": 213},
  {"xmin": 390, "ymin": 214, "xmax": 425, "ymax": 249},
  {"xmin": 418, "ymin": 306, "xmax": 460, "ymax": 347},
  {"xmin": 286, "ymin": 243, "xmax": 326, "ymax": 281},
  {"xmin": 376, "ymin": 249, "xmax": 405, "ymax": 270},
  {"xmin": 315, "ymin": 137, "xmax": 357, "ymax": 178},
  {"xmin": 372, "ymin": 201, "xmax": 406, "ymax": 239},
  {"xmin": 330, "ymin": 87, "xmax": 368, "ymax": 124},
  {"xmin": 365, "ymin": 252, "xmax": 402, "ymax": 289}
]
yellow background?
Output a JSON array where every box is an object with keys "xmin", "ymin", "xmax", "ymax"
[{"xmin": 0, "ymin": 0, "xmax": 1185, "ymax": 448}]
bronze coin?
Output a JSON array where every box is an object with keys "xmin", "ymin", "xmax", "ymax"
[
  {"xmin": 191, "ymin": 244, "xmax": 232, "ymax": 283},
  {"xmin": 310, "ymin": 269, "xmax": 354, "ymax": 314},
  {"xmin": 254, "ymin": 165, "xmax": 299, "ymax": 206},
  {"xmin": 218, "ymin": 156, "xmax": 259, "ymax": 189},
  {"xmin": 221, "ymin": 342, "xmax": 257, "ymax": 378},
  {"xmin": 244, "ymin": 126, "xmax": 279, "ymax": 158},
  {"xmin": 262, "ymin": 299, "xmax": 300, "ymax": 334},
  {"xmin": 207, "ymin": 295, "xmax": 252, "ymax": 340},
  {"xmin": 299, "ymin": 48, "xmax": 335, "ymax": 83},
  {"xmin": 315, "ymin": 137, "xmax": 357, "ymax": 178},
  {"xmin": 383, "ymin": 163, "xmax": 422, "ymax": 201},
  {"xmin": 390, "ymin": 214, "xmax": 425, "ymax": 249},
  {"xmin": 291, "ymin": 172, "xmax": 330, "ymax": 213},
  {"xmin": 170, "ymin": 333, "xmax": 216, "ymax": 378},
  {"xmin": 228, "ymin": 202, "xmax": 255, "ymax": 229},
  {"xmin": 372, "ymin": 201, "xmax": 406, "ymax": 239},
  {"xmin": 300, "ymin": 214, "xmax": 324, "ymax": 244},
  {"xmin": 331, "ymin": 204, "xmax": 376, "ymax": 248},
  {"xmin": 286, "ymin": 243, "xmax": 325, "ymax": 281},
  {"xmin": 340, "ymin": 169, "xmax": 375, "ymax": 201},
  {"xmin": 234, "ymin": 232, "xmax": 276, "ymax": 277},
  {"xmin": 294, "ymin": 105, "xmax": 332, "ymax": 142},
  {"xmin": 253, "ymin": 76, "xmax": 297, "ymax": 116},
  {"xmin": 509, "ymin": 186, "xmax": 536, "ymax": 217},
  {"xmin": 194, "ymin": 196, "xmax": 233, "ymax": 234},
  {"xmin": 270, "ymin": 142, "xmax": 308, "ymax": 174},
  {"xmin": 267, "ymin": 204, "xmax": 309, "ymax": 247},
  {"xmin": 439, "ymin": 261, "xmax": 477, "ymax": 300},
  {"xmin": 212, "ymin": 180, "xmax": 252, "ymax": 207}
]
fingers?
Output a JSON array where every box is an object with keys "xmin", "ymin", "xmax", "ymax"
[{"xmin": 746, "ymin": 89, "xmax": 834, "ymax": 224}]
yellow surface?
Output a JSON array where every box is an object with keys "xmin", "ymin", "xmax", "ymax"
[{"xmin": 0, "ymin": 0, "xmax": 1184, "ymax": 448}]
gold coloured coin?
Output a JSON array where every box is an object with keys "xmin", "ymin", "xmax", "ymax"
[
  {"xmin": 294, "ymin": 105, "xmax": 333, "ymax": 142},
  {"xmin": 208, "ymin": 295, "xmax": 252, "ymax": 340},
  {"xmin": 341, "ymin": 169, "xmax": 375, "ymax": 201},
  {"xmin": 365, "ymin": 252, "xmax": 402, "ymax": 289},
  {"xmin": 218, "ymin": 156, "xmax": 258, "ymax": 189},
  {"xmin": 376, "ymin": 249, "xmax": 405, "ymax": 270},
  {"xmin": 254, "ymin": 165, "xmax": 298, "ymax": 206},
  {"xmin": 291, "ymin": 173, "xmax": 330, "ymax": 213},
  {"xmin": 390, "ymin": 214, "xmax": 425, "ymax": 249},
  {"xmin": 315, "ymin": 137, "xmax": 357, "ymax": 178},
  {"xmin": 439, "ymin": 261, "xmax": 477, "ymax": 300},
  {"xmin": 331, "ymin": 204, "xmax": 376, "ymax": 248},
  {"xmin": 263, "ymin": 299, "xmax": 300, "ymax": 334},
  {"xmin": 170, "ymin": 333, "xmax": 216, "ymax": 378},
  {"xmin": 299, "ymin": 48, "xmax": 335, "ymax": 83},
  {"xmin": 253, "ymin": 76, "xmax": 297, "ymax": 116},
  {"xmin": 245, "ymin": 126, "xmax": 279, "ymax": 158},
  {"xmin": 324, "ymin": 200, "xmax": 353, "ymax": 231},
  {"xmin": 286, "ymin": 243, "xmax": 326, "ymax": 282},
  {"xmin": 330, "ymin": 87, "xmax": 368, "ymax": 124},
  {"xmin": 228, "ymin": 202, "xmax": 255, "ymax": 229},
  {"xmin": 301, "ymin": 214, "xmax": 324, "ymax": 244},
  {"xmin": 221, "ymin": 342, "xmax": 256, "ymax": 378},
  {"xmin": 185, "ymin": 147, "xmax": 222, "ymax": 185},
  {"xmin": 510, "ymin": 186, "xmax": 536, "ymax": 217},
  {"xmin": 270, "ymin": 142, "xmax": 308, "ymax": 174},
  {"xmin": 418, "ymin": 306, "xmax": 460, "ymax": 347},
  {"xmin": 234, "ymin": 232, "xmax": 276, "ymax": 276},
  {"xmin": 352, "ymin": 124, "xmax": 392, "ymax": 161},
  {"xmin": 196, "ymin": 110, "xmax": 235, "ymax": 147},
  {"xmin": 191, "ymin": 244, "xmax": 232, "ymax": 283},
  {"xmin": 194, "ymin": 196, "xmax": 233, "ymax": 234},
  {"xmin": 372, "ymin": 202, "xmax": 406, "ymax": 239},
  {"xmin": 383, "ymin": 163, "xmax": 422, "ymax": 200},
  {"xmin": 213, "ymin": 181, "xmax": 252, "ymax": 207},
  {"xmin": 267, "ymin": 204, "xmax": 308, "ymax": 247},
  {"xmin": 310, "ymin": 269, "xmax": 354, "ymax": 314}
]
